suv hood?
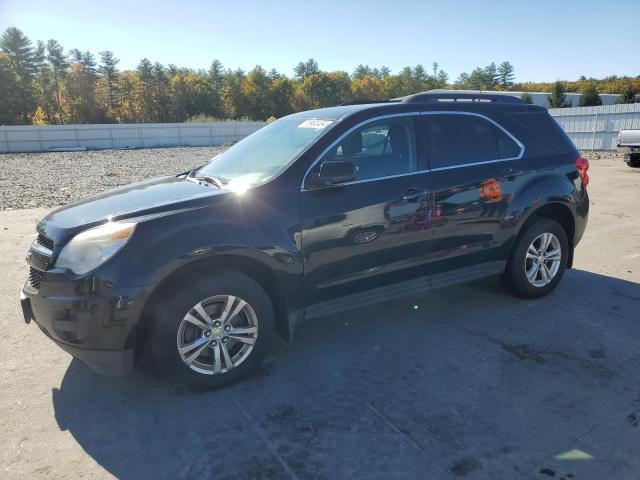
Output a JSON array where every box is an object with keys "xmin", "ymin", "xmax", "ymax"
[{"xmin": 38, "ymin": 176, "xmax": 228, "ymax": 243}]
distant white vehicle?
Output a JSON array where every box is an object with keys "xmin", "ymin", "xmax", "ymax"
[{"xmin": 618, "ymin": 129, "xmax": 640, "ymax": 168}]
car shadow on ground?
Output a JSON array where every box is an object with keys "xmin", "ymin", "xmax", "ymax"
[{"xmin": 52, "ymin": 269, "xmax": 640, "ymax": 480}]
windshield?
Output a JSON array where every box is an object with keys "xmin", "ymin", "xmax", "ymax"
[{"xmin": 196, "ymin": 116, "xmax": 333, "ymax": 189}]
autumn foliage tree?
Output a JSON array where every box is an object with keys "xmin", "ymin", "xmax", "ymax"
[
  {"xmin": 351, "ymin": 75, "xmax": 386, "ymax": 101},
  {"xmin": 1, "ymin": 26, "xmax": 638, "ymax": 126}
]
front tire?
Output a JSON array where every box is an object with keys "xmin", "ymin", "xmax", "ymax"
[
  {"xmin": 149, "ymin": 270, "xmax": 275, "ymax": 390},
  {"xmin": 503, "ymin": 218, "xmax": 569, "ymax": 299},
  {"xmin": 625, "ymin": 154, "xmax": 640, "ymax": 168}
]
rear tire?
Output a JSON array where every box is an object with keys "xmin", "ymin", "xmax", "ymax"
[
  {"xmin": 149, "ymin": 270, "xmax": 275, "ymax": 390},
  {"xmin": 503, "ymin": 218, "xmax": 569, "ymax": 299}
]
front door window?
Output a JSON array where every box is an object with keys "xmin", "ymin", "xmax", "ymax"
[{"xmin": 315, "ymin": 117, "xmax": 418, "ymax": 182}]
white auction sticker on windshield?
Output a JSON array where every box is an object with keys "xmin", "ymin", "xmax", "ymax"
[{"xmin": 298, "ymin": 119, "xmax": 333, "ymax": 129}]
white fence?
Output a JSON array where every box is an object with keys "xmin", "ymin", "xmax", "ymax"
[
  {"xmin": 0, "ymin": 122, "xmax": 265, "ymax": 153},
  {"xmin": 549, "ymin": 103, "xmax": 640, "ymax": 151},
  {"xmin": 1, "ymin": 104, "xmax": 640, "ymax": 153}
]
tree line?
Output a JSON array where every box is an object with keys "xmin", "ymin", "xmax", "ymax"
[{"xmin": 1, "ymin": 27, "xmax": 638, "ymax": 125}]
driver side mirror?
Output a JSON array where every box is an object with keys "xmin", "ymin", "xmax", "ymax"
[{"xmin": 307, "ymin": 160, "xmax": 357, "ymax": 189}]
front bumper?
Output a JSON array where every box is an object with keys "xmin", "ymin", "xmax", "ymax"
[
  {"xmin": 20, "ymin": 274, "xmax": 153, "ymax": 376},
  {"xmin": 618, "ymin": 145, "xmax": 640, "ymax": 156}
]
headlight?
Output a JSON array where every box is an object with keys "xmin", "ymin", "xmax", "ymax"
[{"xmin": 56, "ymin": 221, "xmax": 136, "ymax": 275}]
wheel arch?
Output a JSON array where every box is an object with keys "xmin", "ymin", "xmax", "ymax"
[
  {"xmin": 136, "ymin": 252, "xmax": 293, "ymax": 353},
  {"xmin": 512, "ymin": 201, "xmax": 576, "ymax": 268}
]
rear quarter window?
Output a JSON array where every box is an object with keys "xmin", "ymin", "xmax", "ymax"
[
  {"xmin": 500, "ymin": 110, "xmax": 577, "ymax": 158},
  {"xmin": 421, "ymin": 114, "xmax": 521, "ymax": 169}
]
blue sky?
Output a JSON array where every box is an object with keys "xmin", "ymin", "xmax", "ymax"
[{"xmin": 1, "ymin": 0, "xmax": 638, "ymax": 82}]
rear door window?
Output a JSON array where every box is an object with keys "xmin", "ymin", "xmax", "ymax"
[{"xmin": 421, "ymin": 114, "xmax": 520, "ymax": 169}]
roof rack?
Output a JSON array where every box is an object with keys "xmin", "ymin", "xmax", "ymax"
[{"xmin": 395, "ymin": 90, "xmax": 526, "ymax": 105}]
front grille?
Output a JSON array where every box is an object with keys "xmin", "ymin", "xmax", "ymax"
[
  {"xmin": 29, "ymin": 267, "xmax": 45, "ymax": 289},
  {"xmin": 36, "ymin": 234, "xmax": 54, "ymax": 251}
]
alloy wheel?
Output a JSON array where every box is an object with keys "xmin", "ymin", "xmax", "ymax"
[
  {"xmin": 176, "ymin": 295, "xmax": 258, "ymax": 375},
  {"xmin": 524, "ymin": 232, "xmax": 562, "ymax": 288}
]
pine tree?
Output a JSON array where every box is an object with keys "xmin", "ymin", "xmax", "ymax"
[
  {"xmin": 454, "ymin": 72, "xmax": 470, "ymax": 89},
  {"xmin": 81, "ymin": 51, "xmax": 97, "ymax": 73},
  {"xmin": 497, "ymin": 61, "xmax": 515, "ymax": 89},
  {"xmin": 413, "ymin": 64, "xmax": 428, "ymax": 84},
  {"xmin": 618, "ymin": 85, "xmax": 637, "ymax": 104},
  {"xmin": 33, "ymin": 40, "xmax": 53, "ymax": 123},
  {"xmin": 483, "ymin": 62, "xmax": 499, "ymax": 90},
  {"xmin": 208, "ymin": 60, "xmax": 224, "ymax": 89},
  {"xmin": 65, "ymin": 48, "xmax": 100, "ymax": 123},
  {"xmin": 135, "ymin": 58, "xmax": 156, "ymax": 121},
  {"xmin": 0, "ymin": 27, "xmax": 36, "ymax": 80},
  {"xmin": 98, "ymin": 51, "xmax": 120, "ymax": 119},
  {"xmin": 268, "ymin": 68, "xmax": 280, "ymax": 80},
  {"xmin": 520, "ymin": 92, "xmax": 533, "ymax": 104},
  {"xmin": 69, "ymin": 48, "xmax": 83, "ymax": 64},
  {"xmin": 64, "ymin": 62, "xmax": 101, "ymax": 123},
  {"xmin": 579, "ymin": 83, "xmax": 602, "ymax": 107},
  {"xmin": 293, "ymin": 58, "xmax": 319, "ymax": 80},
  {"xmin": 208, "ymin": 60, "xmax": 224, "ymax": 117},
  {"xmin": 467, "ymin": 68, "xmax": 486, "ymax": 90},
  {"xmin": 353, "ymin": 64, "xmax": 373, "ymax": 80},
  {"xmin": 221, "ymin": 68, "xmax": 246, "ymax": 118},
  {"xmin": 0, "ymin": 27, "xmax": 36, "ymax": 123},
  {"xmin": 118, "ymin": 71, "xmax": 138, "ymax": 121},
  {"xmin": 46, "ymin": 39, "xmax": 68, "ymax": 123},
  {"xmin": 436, "ymin": 69, "xmax": 449, "ymax": 88},
  {"xmin": 396, "ymin": 67, "xmax": 415, "ymax": 94},
  {"xmin": 0, "ymin": 52, "xmax": 25, "ymax": 124},
  {"xmin": 152, "ymin": 62, "xmax": 170, "ymax": 122},
  {"xmin": 547, "ymin": 81, "xmax": 572, "ymax": 108}
]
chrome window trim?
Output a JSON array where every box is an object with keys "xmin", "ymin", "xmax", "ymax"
[
  {"xmin": 429, "ymin": 156, "xmax": 521, "ymax": 172},
  {"xmin": 421, "ymin": 110, "xmax": 525, "ymax": 170},
  {"xmin": 300, "ymin": 111, "xmax": 525, "ymax": 191},
  {"xmin": 300, "ymin": 112, "xmax": 420, "ymax": 191}
]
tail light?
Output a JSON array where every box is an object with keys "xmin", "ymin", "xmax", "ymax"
[{"xmin": 576, "ymin": 155, "xmax": 589, "ymax": 186}]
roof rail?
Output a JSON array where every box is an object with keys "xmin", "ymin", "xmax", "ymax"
[
  {"xmin": 396, "ymin": 90, "xmax": 526, "ymax": 105},
  {"xmin": 339, "ymin": 99, "xmax": 399, "ymax": 106}
]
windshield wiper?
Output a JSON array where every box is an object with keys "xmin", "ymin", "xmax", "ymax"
[{"xmin": 193, "ymin": 175, "xmax": 227, "ymax": 189}]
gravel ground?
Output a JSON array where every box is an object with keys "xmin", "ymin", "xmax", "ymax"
[
  {"xmin": 0, "ymin": 148, "xmax": 624, "ymax": 210},
  {"xmin": 0, "ymin": 147, "xmax": 226, "ymax": 210}
]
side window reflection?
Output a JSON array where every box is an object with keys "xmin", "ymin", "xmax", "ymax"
[{"xmin": 319, "ymin": 118, "xmax": 418, "ymax": 182}]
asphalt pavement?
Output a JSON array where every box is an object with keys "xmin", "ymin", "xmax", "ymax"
[{"xmin": 0, "ymin": 154, "xmax": 638, "ymax": 479}]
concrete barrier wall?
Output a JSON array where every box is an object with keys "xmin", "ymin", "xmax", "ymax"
[
  {"xmin": 0, "ymin": 122, "xmax": 266, "ymax": 153},
  {"xmin": 549, "ymin": 103, "xmax": 640, "ymax": 151},
  {"xmin": 1, "ymin": 104, "xmax": 640, "ymax": 153}
]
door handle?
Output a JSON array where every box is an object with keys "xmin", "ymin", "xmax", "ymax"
[
  {"xmin": 501, "ymin": 167, "xmax": 524, "ymax": 177},
  {"xmin": 401, "ymin": 188, "xmax": 429, "ymax": 201}
]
